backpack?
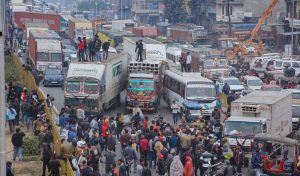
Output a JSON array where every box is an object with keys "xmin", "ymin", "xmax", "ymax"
[{"xmin": 142, "ymin": 167, "xmax": 152, "ymax": 176}]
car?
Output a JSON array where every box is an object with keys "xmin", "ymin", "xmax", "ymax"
[
  {"xmin": 43, "ymin": 66, "xmax": 64, "ymax": 87},
  {"xmin": 241, "ymin": 75, "xmax": 263, "ymax": 92},
  {"xmin": 63, "ymin": 48, "xmax": 77, "ymax": 67},
  {"xmin": 216, "ymin": 77, "xmax": 245, "ymax": 94},
  {"xmin": 63, "ymin": 45, "xmax": 77, "ymax": 53},
  {"xmin": 260, "ymin": 84, "xmax": 282, "ymax": 91}
]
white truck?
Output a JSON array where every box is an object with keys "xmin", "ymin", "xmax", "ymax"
[
  {"xmin": 224, "ymin": 91, "xmax": 292, "ymax": 152},
  {"xmin": 64, "ymin": 53, "xmax": 128, "ymax": 114},
  {"xmin": 123, "ymin": 36, "xmax": 166, "ymax": 62}
]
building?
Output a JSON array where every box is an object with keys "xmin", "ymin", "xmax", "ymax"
[
  {"xmin": 119, "ymin": 0, "xmax": 132, "ymax": 20},
  {"xmin": 216, "ymin": 0, "xmax": 286, "ymax": 24},
  {"xmin": 131, "ymin": 0, "xmax": 165, "ymax": 25}
]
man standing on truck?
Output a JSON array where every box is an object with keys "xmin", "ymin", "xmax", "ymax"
[
  {"xmin": 93, "ymin": 35, "xmax": 102, "ymax": 62},
  {"xmin": 135, "ymin": 40, "xmax": 143, "ymax": 62},
  {"xmin": 78, "ymin": 37, "xmax": 85, "ymax": 62},
  {"xmin": 171, "ymin": 100, "xmax": 180, "ymax": 125},
  {"xmin": 102, "ymin": 39, "xmax": 111, "ymax": 60},
  {"xmin": 179, "ymin": 54, "xmax": 187, "ymax": 72},
  {"xmin": 186, "ymin": 52, "xmax": 192, "ymax": 72}
]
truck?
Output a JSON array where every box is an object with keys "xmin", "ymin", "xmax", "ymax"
[
  {"xmin": 28, "ymin": 29, "xmax": 62, "ymax": 72},
  {"xmin": 64, "ymin": 53, "xmax": 128, "ymax": 114},
  {"xmin": 126, "ymin": 60, "xmax": 165, "ymax": 112},
  {"xmin": 123, "ymin": 37, "xmax": 167, "ymax": 62},
  {"xmin": 68, "ymin": 18, "xmax": 93, "ymax": 43},
  {"xmin": 224, "ymin": 91, "xmax": 292, "ymax": 152}
]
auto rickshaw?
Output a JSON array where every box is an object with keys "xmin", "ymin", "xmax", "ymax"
[{"xmin": 253, "ymin": 133, "xmax": 300, "ymax": 176}]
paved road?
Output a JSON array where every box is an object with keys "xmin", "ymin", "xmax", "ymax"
[{"xmin": 16, "ymin": 52, "xmax": 255, "ymax": 175}]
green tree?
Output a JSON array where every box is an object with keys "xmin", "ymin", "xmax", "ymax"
[
  {"xmin": 188, "ymin": 0, "xmax": 206, "ymax": 25},
  {"xmin": 164, "ymin": 0, "xmax": 187, "ymax": 24}
]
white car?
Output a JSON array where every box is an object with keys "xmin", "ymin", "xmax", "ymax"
[
  {"xmin": 241, "ymin": 75, "xmax": 263, "ymax": 92},
  {"xmin": 216, "ymin": 77, "xmax": 245, "ymax": 94}
]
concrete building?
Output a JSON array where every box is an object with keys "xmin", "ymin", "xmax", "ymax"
[
  {"xmin": 216, "ymin": 0, "xmax": 286, "ymax": 24},
  {"xmin": 131, "ymin": 0, "xmax": 165, "ymax": 25}
]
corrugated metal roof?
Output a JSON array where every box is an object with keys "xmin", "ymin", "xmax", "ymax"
[
  {"xmin": 36, "ymin": 39, "xmax": 61, "ymax": 53},
  {"xmin": 234, "ymin": 91, "xmax": 291, "ymax": 105},
  {"xmin": 30, "ymin": 29, "xmax": 61, "ymax": 40}
]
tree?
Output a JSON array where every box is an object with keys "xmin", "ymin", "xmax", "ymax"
[
  {"xmin": 164, "ymin": 0, "xmax": 187, "ymax": 24},
  {"xmin": 188, "ymin": 0, "xmax": 206, "ymax": 25}
]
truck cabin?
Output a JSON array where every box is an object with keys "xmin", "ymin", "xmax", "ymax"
[
  {"xmin": 65, "ymin": 64, "xmax": 105, "ymax": 111},
  {"xmin": 253, "ymin": 133, "xmax": 299, "ymax": 174},
  {"xmin": 128, "ymin": 73, "xmax": 156, "ymax": 97},
  {"xmin": 200, "ymin": 55, "xmax": 229, "ymax": 80}
]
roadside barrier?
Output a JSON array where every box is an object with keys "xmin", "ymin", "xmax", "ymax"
[{"xmin": 12, "ymin": 54, "xmax": 74, "ymax": 176}]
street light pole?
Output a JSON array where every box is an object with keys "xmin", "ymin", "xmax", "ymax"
[
  {"xmin": 227, "ymin": 0, "xmax": 232, "ymax": 36},
  {"xmin": 291, "ymin": 0, "xmax": 295, "ymax": 57},
  {"xmin": 0, "ymin": 0, "xmax": 6, "ymax": 174}
]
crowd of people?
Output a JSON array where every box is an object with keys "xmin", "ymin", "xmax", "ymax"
[
  {"xmin": 56, "ymin": 99, "xmax": 255, "ymax": 176},
  {"xmin": 77, "ymin": 35, "xmax": 111, "ymax": 62},
  {"xmin": 5, "ymin": 82, "xmax": 62, "ymax": 176}
]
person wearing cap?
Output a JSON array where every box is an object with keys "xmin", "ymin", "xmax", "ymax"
[{"xmin": 102, "ymin": 39, "xmax": 111, "ymax": 60}]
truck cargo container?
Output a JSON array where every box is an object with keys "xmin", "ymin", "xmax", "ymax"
[
  {"xmin": 28, "ymin": 29, "xmax": 62, "ymax": 71},
  {"xmin": 224, "ymin": 91, "xmax": 292, "ymax": 150},
  {"xmin": 14, "ymin": 12, "xmax": 61, "ymax": 31},
  {"xmin": 132, "ymin": 27, "xmax": 158, "ymax": 37},
  {"xmin": 68, "ymin": 18, "xmax": 93, "ymax": 43},
  {"xmin": 123, "ymin": 37, "xmax": 166, "ymax": 62},
  {"xmin": 64, "ymin": 53, "xmax": 128, "ymax": 114}
]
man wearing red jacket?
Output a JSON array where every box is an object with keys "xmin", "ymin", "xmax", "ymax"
[
  {"xmin": 139, "ymin": 135, "xmax": 149, "ymax": 161},
  {"xmin": 78, "ymin": 37, "xmax": 85, "ymax": 62}
]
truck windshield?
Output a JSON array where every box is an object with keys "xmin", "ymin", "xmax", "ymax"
[
  {"xmin": 66, "ymin": 81, "xmax": 80, "ymax": 93},
  {"xmin": 292, "ymin": 106, "xmax": 300, "ymax": 118},
  {"xmin": 248, "ymin": 80, "xmax": 263, "ymax": 86},
  {"xmin": 186, "ymin": 84, "xmax": 216, "ymax": 99},
  {"xmin": 51, "ymin": 53, "xmax": 62, "ymax": 62},
  {"xmin": 37, "ymin": 53, "xmax": 49, "ymax": 61},
  {"xmin": 128, "ymin": 79, "xmax": 154, "ymax": 92},
  {"xmin": 224, "ymin": 121, "xmax": 262, "ymax": 135},
  {"xmin": 84, "ymin": 81, "xmax": 98, "ymax": 94}
]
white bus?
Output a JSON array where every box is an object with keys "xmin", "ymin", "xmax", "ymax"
[
  {"xmin": 166, "ymin": 47, "xmax": 181, "ymax": 67},
  {"xmin": 163, "ymin": 69, "xmax": 217, "ymax": 118}
]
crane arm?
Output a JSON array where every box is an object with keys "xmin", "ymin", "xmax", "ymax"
[{"xmin": 250, "ymin": 0, "xmax": 279, "ymax": 40}]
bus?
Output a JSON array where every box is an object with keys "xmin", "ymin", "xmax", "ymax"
[
  {"xmin": 166, "ymin": 46, "xmax": 182, "ymax": 67},
  {"xmin": 162, "ymin": 69, "xmax": 217, "ymax": 119}
]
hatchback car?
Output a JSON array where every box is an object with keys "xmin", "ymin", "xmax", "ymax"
[{"xmin": 43, "ymin": 66, "xmax": 64, "ymax": 87}]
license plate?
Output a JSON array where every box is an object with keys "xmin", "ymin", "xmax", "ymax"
[{"xmin": 51, "ymin": 81, "xmax": 58, "ymax": 83}]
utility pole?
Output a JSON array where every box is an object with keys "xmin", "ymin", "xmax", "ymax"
[
  {"xmin": 227, "ymin": 0, "xmax": 232, "ymax": 36},
  {"xmin": 0, "ymin": 0, "xmax": 6, "ymax": 175},
  {"xmin": 291, "ymin": 0, "xmax": 295, "ymax": 57}
]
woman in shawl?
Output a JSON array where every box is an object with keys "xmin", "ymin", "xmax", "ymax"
[{"xmin": 170, "ymin": 155, "xmax": 183, "ymax": 176}]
